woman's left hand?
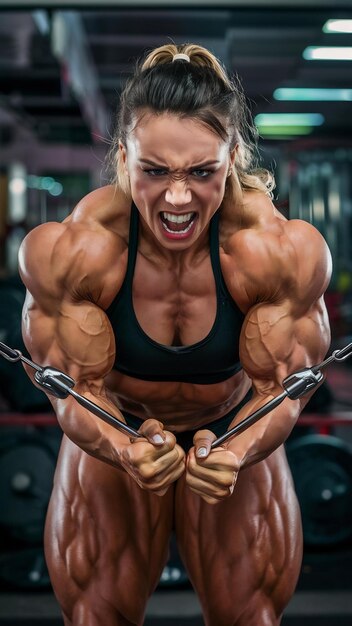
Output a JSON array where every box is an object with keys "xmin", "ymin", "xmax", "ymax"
[{"xmin": 185, "ymin": 430, "xmax": 240, "ymax": 504}]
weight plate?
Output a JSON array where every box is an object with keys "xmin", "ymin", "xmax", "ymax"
[
  {"xmin": 286, "ymin": 434, "xmax": 352, "ymax": 546},
  {"xmin": 0, "ymin": 547, "xmax": 50, "ymax": 589},
  {"xmin": 0, "ymin": 440, "xmax": 55, "ymax": 543}
]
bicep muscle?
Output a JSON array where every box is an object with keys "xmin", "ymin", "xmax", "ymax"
[
  {"xmin": 22, "ymin": 291, "xmax": 115, "ymax": 389},
  {"xmin": 240, "ymin": 296, "xmax": 330, "ymax": 396}
]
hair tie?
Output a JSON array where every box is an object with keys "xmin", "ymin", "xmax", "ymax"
[{"xmin": 172, "ymin": 53, "xmax": 191, "ymax": 63}]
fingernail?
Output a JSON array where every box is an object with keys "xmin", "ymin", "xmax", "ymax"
[
  {"xmin": 152, "ymin": 434, "xmax": 164, "ymax": 444},
  {"xmin": 197, "ymin": 447, "xmax": 207, "ymax": 458}
]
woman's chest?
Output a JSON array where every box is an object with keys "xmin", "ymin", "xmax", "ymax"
[{"xmin": 132, "ymin": 252, "xmax": 218, "ymax": 347}]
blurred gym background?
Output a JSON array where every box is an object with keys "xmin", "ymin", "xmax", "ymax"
[{"xmin": 0, "ymin": 1, "xmax": 352, "ymax": 624}]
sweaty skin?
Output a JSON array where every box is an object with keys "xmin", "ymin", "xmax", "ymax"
[{"xmin": 19, "ymin": 113, "xmax": 331, "ymax": 626}]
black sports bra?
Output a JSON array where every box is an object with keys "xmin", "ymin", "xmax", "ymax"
[{"xmin": 105, "ymin": 204, "xmax": 244, "ymax": 384}]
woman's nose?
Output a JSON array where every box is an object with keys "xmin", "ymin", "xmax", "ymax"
[{"xmin": 165, "ymin": 180, "xmax": 192, "ymax": 206}]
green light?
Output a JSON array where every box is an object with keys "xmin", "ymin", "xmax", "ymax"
[
  {"xmin": 41, "ymin": 176, "xmax": 55, "ymax": 191},
  {"xmin": 303, "ymin": 47, "xmax": 352, "ymax": 61},
  {"xmin": 50, "ymin": 182, "xmax": 63, "ymax": 197},
  {"xmin": 323, "ymin": 19, "xmax": 352, "ymax": 34},
  {"xmin": 254, "ymin": 113, "xmax": 324, "ymax": 127},
  {"xmin": 273, "ymin": 88, "xmax": 352, "ymax": 101},
  {"xmin": 257, "ymin": 126, "xmax": 314, "ymax": 137}
]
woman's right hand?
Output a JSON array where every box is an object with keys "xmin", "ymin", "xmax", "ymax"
[{"xmin": 120, "ymin": 418, "xmax": 186, "ymax": 495}]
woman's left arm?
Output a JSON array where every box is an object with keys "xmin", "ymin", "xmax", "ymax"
[{"xmin": 186, "ymin": 220, "xmax": 332, "ymax": 503}]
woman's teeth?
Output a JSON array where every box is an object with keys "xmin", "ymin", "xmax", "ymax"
[
  {"xmin": 160, "ymin": 211, "xmax": 196, "ymax": 234},
  {"xmin": 162, "ymin": 212, "xmax": 194, "ymax": 223}
]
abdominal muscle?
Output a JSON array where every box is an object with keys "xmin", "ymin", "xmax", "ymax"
[{"xmin": 104, "ymin": 367, "xmax": 252, "ymax": 433}]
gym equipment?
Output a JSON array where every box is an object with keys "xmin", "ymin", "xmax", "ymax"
[
  {"xmin": 286, "ymin": 434, "xmax": 352, "ymax": 546},
  {"xmin": 0, "ymin": 547, "xmax": 50, "ymax": 589},
  {"xmin": 0, "ymin": 418, "xmax": 61, "ymax": 591},
  {"xmin": 1, "ymin": 340, "xmax": 352, "ymax": 447},
  {"xmin": 0, "ymin": 432, "xmax": 57, "ymax": 544}
]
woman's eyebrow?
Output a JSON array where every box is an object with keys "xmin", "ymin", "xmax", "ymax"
[{"xmin": 139, "ymin": 158, "xmax": 221, "ymax": 168}]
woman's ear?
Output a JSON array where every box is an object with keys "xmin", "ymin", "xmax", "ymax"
[
  {"xmin": 227, "ymin": 145, "xmax": 237, "ymax": 176},
  {"xmin": 117, "ymin": 142, "xmax": 131, "ymax": 195},
  {"xmin": 119, "ymin": 141, "xmax": 128, "ymax": 175},
  {"xmin": 231, "ymin": 144, "xmax": 238, "ymax": 166}
]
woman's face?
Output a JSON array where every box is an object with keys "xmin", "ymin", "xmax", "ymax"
[{"xmin": 120, "ymin": 112, "xmax": 235, "ymax": 251}]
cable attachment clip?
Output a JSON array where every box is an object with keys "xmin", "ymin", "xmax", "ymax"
[
  {"xmin": 0, "ymin": 342, "xmax": 22, "ymax": 363},
  {"xmin": 34, "ymin": 367, "xmax": 75, "ymax": 399},
  {"xmin": 282, "ymin": 367, "xmax": 323, "ymax": 400}
]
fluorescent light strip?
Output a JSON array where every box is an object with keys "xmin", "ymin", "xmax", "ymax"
[
  {"xmin": 273, "ymin": 88, "xmax": 352, "ymax": 101},
  {"xmin": 257, "ymin": 126, "xmax": 313, "ymax": 137},
  {"xmin": 323, "ymin": 20, "xmax": 352, "ymax": 34},
  {"xmin": 255, "ymin": 113, "xmax": 324, "ymax": 126},
  {"xmin": 303, "ymin": 47, "xmax": 352, "ymax": 61}
]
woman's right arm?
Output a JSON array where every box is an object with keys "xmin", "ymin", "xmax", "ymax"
[{"xmin": 18, "ymin": 222, "xmax": 185, "ymax": 491}]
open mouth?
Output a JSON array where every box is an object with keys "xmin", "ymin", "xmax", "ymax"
[{"xmin": 160, "ymin": 211, "xmax": 197, "ymax": 238}]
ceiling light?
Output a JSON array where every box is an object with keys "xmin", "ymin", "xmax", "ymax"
[
  {"xmin": 257, "ymin": 126, "xmax": 314, "ymax": 138},
  {"xmin": 303, "ymin": 47, "xmax": 352, "ymax": 61},
  {"xmin": 32, "ymin": 10, "xmax": 50, "ymax": 35},
  {"xmin": 273, "ymin": 88, "xmax": 352, "ymax": 101},
  {"xmin": 323, "ymin": 20, "xmax": 352, "ymax": 34},
  {"xmin": 9, "ymin": 178, "xmax": 27, "ymax": 195},
  {"xmin": 255, "ymin": 113, "xmax": 324, "ymax": 126}
]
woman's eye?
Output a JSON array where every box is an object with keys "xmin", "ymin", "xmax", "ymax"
[{"xmin": 192, "ymin": 170, "xmax": 212, "ymax": 178}]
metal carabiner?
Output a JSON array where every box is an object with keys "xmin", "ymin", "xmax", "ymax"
[
  {"xmin": 0, "ymin": 341, "xmax": 43, "ymax": 372},
  {"xmin": 333, "ymin": 343, "xmax": 352, "ymax": 362},
  {"xmin": 312, "ymin": 342, "xmax": 352, "ymax": 373},
  {"xmin": 0, "ymin": 341, "xmax": 23, "ymax": 363}
]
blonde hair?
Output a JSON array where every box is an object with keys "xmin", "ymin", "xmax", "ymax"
[{"xmin": 106, "ymin": 43, "xmax": 275, "ymax": 200}]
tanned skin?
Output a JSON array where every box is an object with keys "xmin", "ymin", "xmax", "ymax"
[{"xmin": 19, "ymin": 113, "xmax": 331, "ymax": 626}]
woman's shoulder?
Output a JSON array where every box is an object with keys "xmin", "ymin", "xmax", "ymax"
[
  {"xmin": 220, "ymin": 189, "xmax": 331, "ymax": 305},
  {"xmin": 19, "ymin": 185, "xmax": 131, "ymax": 302},
  {"xmin": 220, "ymin": 189, "xmax": 284, "ymax": 245},
  {"xmin": 65, "ymin": 184, "xmax": 131, "ymax": 231}
]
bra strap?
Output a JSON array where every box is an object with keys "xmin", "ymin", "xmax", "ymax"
[{"xmin": 125, "ymin": 203, "xmax": 139, "ymax": 284}]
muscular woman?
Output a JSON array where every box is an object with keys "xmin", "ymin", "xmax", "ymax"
[{"xmin": 19, "ymin": 43, "xmax": 331, "ymax": 626}]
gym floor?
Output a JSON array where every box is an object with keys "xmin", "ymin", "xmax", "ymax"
[
  {"xmin": 1, "ymin": 556, "xmax": 352, "ymax": 626},
  {"xmin": 0, "ymin": 541, "xmax": 352, "ymax": 625}
]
